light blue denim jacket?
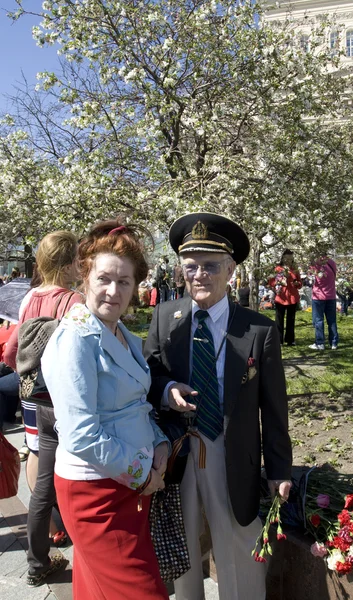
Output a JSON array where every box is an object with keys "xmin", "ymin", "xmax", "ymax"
[{"xmin": 41, "ymin": 304, "xmax": 169, "ymax": 489}]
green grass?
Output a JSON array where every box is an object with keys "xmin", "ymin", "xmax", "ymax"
[
  {"xmin": 122, "ymin": 307, "xmax": 154, "ymax": 340},
  {"xmin": 125, "ymin": 306, "xmax": 353, "ymax": 397},
  {"xmin": 262, "ymin": 309, "xmax": 353, "ymax": 397}
]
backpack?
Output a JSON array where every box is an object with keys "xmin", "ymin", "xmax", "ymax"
[{"xmin": 16, "ymin": 291, "xmax": 74, "ymax": 406}]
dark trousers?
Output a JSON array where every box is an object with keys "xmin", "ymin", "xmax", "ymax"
[
  {"xmin": 0, "ymin": 373, "xmax": 19, "ymax": 430},
  {"xmin": 27, "ymin": 405, "xmax": 58, "ymax": 574},
  {"xmin": 275, "ymin": 302, "xmax": 297, "ymax": 345},
  {"xmin": 177, "ymin": 286, "xmax": 185, "ymax": 299}
]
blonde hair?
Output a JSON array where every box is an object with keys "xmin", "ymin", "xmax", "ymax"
[{"xmin": 36, "ymin": 231, "xmax": 77, "ymax": 287}]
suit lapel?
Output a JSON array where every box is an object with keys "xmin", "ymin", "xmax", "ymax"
[
  {"xmin": 100, "ymin": 324, "xmax": 150, "ymax": 391},
  {"xmin": 224, "ymin": 303, "xmax": 256, "ymax": 418},
  {"xmin": 168, "ymin": 297, "xmax": 192, "ymax": 383}
]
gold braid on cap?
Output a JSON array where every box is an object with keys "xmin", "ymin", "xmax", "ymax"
[{"xmin": 178, "ymin": 239, "xmax": 233, "ymax": 253}]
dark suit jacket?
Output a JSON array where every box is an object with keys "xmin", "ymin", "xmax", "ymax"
[{"xmin": 144, "ymin": 297, "xmax": 292, "ymax": 526}]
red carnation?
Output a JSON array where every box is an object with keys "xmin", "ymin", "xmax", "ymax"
[
  {"xmin": 332, "ymin": 536, "xmax": 351, "ymax": 553},
  {"xmin": 338, "ymin": 526, "xmax": 353, "ymax": 544},
  {"xmin": 338, "ymin": 510, "xmax": 352, "ymax": 526},
  {"xmin": 344, "ymin": 495, "xmax": 353, "ymax": 510},
  {"xmin": 254, "ymin": 554, "xmax": 267, "ymax": 563},
  {"xmin": 277, "ymin": 533, "xmax": 287, "ymax": 540},
  {"xmin": 310, "ymin": 514, "xmax": 321, "ymax": 527},
  {"xmin": 263, "ymin": 537, "xmax": 269, "ymax": 544},
  {"xmin": 335, "ymin": 561, "xmax": 353, "ymax": 575}
]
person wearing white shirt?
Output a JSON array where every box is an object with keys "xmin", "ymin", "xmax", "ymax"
[{"xmin": 144, "ymin": 212, "xmax": 292, "ymax": 600}]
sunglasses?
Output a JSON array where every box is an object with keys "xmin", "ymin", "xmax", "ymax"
[{"xmin": 182, "ymin": 259, "xmax": 229, "ymax": 277}]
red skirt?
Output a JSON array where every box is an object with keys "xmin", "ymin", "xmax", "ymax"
[{"xmin": 54, "ymin": 474, "xmax": 168, "ymax": 600}]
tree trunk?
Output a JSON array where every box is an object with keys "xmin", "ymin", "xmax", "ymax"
[
  {"xmin": 24, "ymin": 244, "xmax": 34, "ymax": 278},
  {"xmin": 249, "ymin": 238, "xmax": 261, "ymax": 312}
]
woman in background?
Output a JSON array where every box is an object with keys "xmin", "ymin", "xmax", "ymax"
[
  {"xmin": 4, "ymin": 231, "xmax": 82, "ymax": 587},
  {"xmin": 269, "ymin": 249, "xmax": 302, "ymax": 346}
]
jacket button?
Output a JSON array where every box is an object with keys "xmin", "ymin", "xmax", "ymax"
[{"xmin": 141, "ymin": 394, "xmax": 146, "ymax": 402}]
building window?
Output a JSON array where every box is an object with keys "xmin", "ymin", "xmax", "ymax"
[
  {"xmin": 300, "ymin": 34, "xmax": 309, "ymax": 53},
  {"xmin": 346, "ymin": 30, "xmax": 353, "ymax": 57},
  {"xmin": 330, "ymin": 31, "xmax": 339, "ymax": 55}
]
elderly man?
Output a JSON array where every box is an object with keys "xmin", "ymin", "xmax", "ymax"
[{"xmin": 144, "ymin": 213, "xmax": 292, "ymax": 600}]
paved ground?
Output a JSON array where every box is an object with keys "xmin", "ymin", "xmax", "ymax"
[{"xmin": 0, "ymin": 420, "xmax": 219, "ymax": 600}]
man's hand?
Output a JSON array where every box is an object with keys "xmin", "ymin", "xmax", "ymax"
[
  {"xmin": 268, "ymin": 479, "xmax": 292, "ymax": 503},
  {"xmin": 168, "ymin": 382, "xmax": 198, "ymax": 412},
  {"xmin": 140, "ymin": 468, "xmax": 165, "ymax": 496},
  {"xmin": 153, "ymin": 442, "xmax": 168, "ymax": 477}
]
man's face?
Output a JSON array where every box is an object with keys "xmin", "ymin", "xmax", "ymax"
[{"xmin": 181, "ymin": 252, "xmax": 235, "ymax": 309}]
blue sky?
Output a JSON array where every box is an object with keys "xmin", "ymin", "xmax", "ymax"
[{"xmin": 0, "ymin": 1, "xmax": 59, "ymax": 111}]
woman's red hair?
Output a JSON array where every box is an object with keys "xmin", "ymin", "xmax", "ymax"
[{"xmin": 78, "ymin": 218, "xmax": 149, "ymax": 285}]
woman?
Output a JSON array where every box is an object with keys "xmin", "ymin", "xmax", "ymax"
[
  {"xmin": 269, "ymin": 249, "xmax": 302, "ymax": 346},
  {"xmin": 4, "ymin": 231, "xmax": 82, "ymax": 586},
  {"xmin": 41, "ymin": 219, "xmax": 169, "ymax": 600}
]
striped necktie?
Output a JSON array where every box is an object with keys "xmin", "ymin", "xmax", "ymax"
[{"xmin": 190, "ymin": 309, "xmax": 223, "ymax": 441}]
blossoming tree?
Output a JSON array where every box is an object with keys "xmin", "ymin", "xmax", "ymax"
[{"xmin": 5, "ymin": 0, "xmax": 353, "ymax": 304}]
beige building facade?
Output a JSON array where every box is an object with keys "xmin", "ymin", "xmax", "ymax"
[{"xmin": 263, "ymin": 1, "xmax": 353, "ymax": 60}]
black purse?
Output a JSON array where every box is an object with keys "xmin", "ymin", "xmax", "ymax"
[{"xmin": 149, "ymin": 484, "xmax": 191, "ymax": 583}]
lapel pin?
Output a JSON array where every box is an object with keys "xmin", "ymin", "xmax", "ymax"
[{"xmin": 174, "ymin": 311, "xmax": 182, "ymax": 319}]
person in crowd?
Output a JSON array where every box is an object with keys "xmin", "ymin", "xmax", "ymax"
[
  {"xmin": 0, "ymin": 362, "xmax": 19, "ymax": 432},
  {"xmin": 173, "ymin": 261, "xmax": 186, "ymax": 299},
  {"xmin": 259, "ymin": 287, "xmax": 275, "ymax": 310},
  {"xmin": 4, "ymin": 231, "xmax": 82, "ymax": 586},
  {"xmin": 156, "ymin": 257, "xmax": 171, "ymax": 303},
  {"xmin": 15, "ymin": 263, "xmax": 43, "ymax": 462},
  {"xmin": 308, "ymin": 253, "xmax": 339, "ymax": 350},
  {"xmin": 7, "ymin": 266, "xmax": 20, "ymax": 282},
  {"xmin": 269, "ymin": 249, "xmax": 302, "ymax": 346},
  {"xmin": 150, "ymin": 281, "xmax": 159, "ymax": 306},
  {"xmin": 236, "ymin": 280, "xmax": 250, "ymax": 307},
  {"xmin": 336, "ymin": 278, "xmax": 352, "ymax": 316},
  {"xmin": 146, "ymin": 272, "xmax": 154, "ymax": 289},
  {"xmin": 144, "ymin": 212, "xmax": 292, "ymax": 600},
  {"xmin": 138, "ymin": 280, "xmax": 151, "ymax": 307},
  {"xmin": 0, "ymin": 322, "xmax": 18, "ymax": 431},
  {"xmin": 41, "ymin": 218, "xmax": 169, "ymax": 600},
  {"xmin": 258, "ymin": 280, "xmax": 266, "ymax": 301}
]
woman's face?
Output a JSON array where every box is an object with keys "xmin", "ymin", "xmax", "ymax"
[
  {"xmin": 85, "ymin": 253, "xmax": 136, "ymax": 329},
  {"xmin": 282, "ymin": 253, "xmax": 293, "ymax": 267}
]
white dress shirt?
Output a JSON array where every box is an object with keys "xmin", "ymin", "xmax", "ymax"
[{"xmin": 162, "ymin": 294, "xmax": 230, "ymax": 409}]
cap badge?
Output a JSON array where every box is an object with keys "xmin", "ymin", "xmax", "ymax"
[{"xmin": 192, "ymin": 221, "xmax": 209, "ymax": 240}]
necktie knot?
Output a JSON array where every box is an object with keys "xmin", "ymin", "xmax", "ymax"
[{"xmin": 195, "ymin": 309, "xmax": 209, "ymax": 323}]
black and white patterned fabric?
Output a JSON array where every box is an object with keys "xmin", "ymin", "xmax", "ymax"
[{"xmin": 149, "ymin": 483, "xmax": 191, "ymax": 582}]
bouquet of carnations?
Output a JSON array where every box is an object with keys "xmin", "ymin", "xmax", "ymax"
[
  {"xmin": 252, "ymin": 493, "xmax": 286, "ymax": 562},
  {"xmin": 304, "ymin": 469, "xmax": 353, "ymax": 575},
  {"xmin": 274, "ymin": 269, "xmax": 289, "ymax": 294},
  {"xmin": 254, "ymin": 468, "xmax": 353, "ymax": 576}
]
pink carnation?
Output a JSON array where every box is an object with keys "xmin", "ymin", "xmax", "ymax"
[
  {"xmin": 316, "ymin": 494, "xmax": 330, "ymax": 509},
  {"xmin": 310, "ymin": 542, "xmax": 328, "ymax": 558}
]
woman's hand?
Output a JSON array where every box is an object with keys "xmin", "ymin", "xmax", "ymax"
[
  {"xmin": 153, "ymin": 442, "xmax": 168, "ymax": 477},
  {"xmin": 140, "ymin": 468, "xmax": 165, "ymax": 496}
]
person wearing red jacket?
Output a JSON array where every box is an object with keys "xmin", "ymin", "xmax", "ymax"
[{"xmin": 269, "ymin": 249, "xmax": 302, "ymax": 346}]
